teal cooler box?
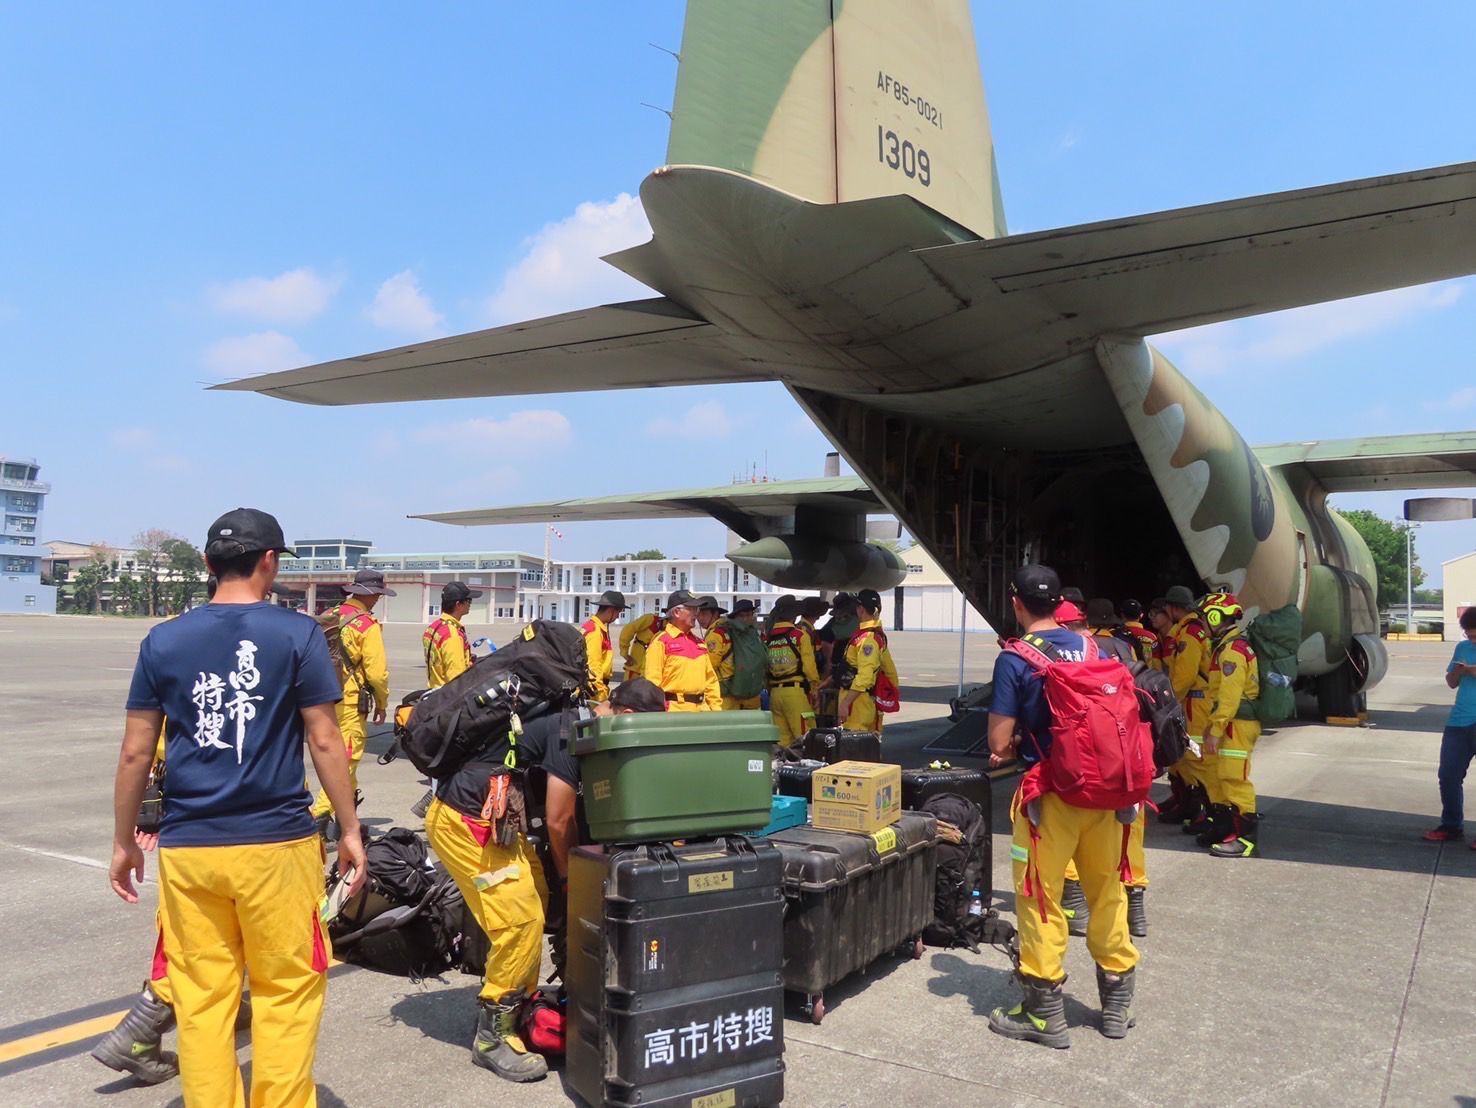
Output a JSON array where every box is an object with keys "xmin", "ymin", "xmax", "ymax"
[
  {"xmin": 743, "ymin": 794, "xmax": 809, "ymax": 838},
  {"xmin": 575, "ymin": 712, "xmax": 778, "ymax": 843}
]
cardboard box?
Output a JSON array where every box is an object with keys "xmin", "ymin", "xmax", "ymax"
[{"xmin": 811, "ymin": 760, "xmax": 901, "ymax": 833}]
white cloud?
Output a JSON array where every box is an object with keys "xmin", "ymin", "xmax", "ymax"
[
  {"xmin": 1154, "ymin": 281, "xmax": 1465, "ymax": 376},
  {"xmin": 365, "ymin": 270, "xmax": 444, "ymax": 337},
  {"xmin": 207, "ymin": 267, "xmax": 341, "ymax": 324},
  {"xmin": 414, "ymin": 409, "xmax": 572, "ymax": 452},
  {"xmin": 1429, "ymin": 385, "xmax": 1476, "ymax": 412},
  {"xmin": 483, "ymin": 193, "xmax": 652, "ymax": 324},
  {"xmin": 202, "ymin": 332, "xmax": 307, "ymax": 379},
  {"xmin": 646, "ymin": 400, "xmax": 734, "ymax": 439},
  {"xmin": 110, "ymin": 427, "xmax": 157, "ymax": 451}
]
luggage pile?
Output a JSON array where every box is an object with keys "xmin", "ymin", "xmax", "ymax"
[{"xmin": 567, "ymin": 711, "xmax": 787, "ymax": 1108}]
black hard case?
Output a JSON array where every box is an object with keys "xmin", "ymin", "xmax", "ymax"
[
  {"xmin": 566, "ymin": 837, "xmax": 786, "ymax": 1108},
  {"xmin": 774, "ymin": 760, "xmax": 821, "ymax": 800},
  {"xmin": 899, "ymin": 766, "xmax": 992, "ymax": 816},
  {"xmin": 767, "ymin": 813, "xmax": 937, "ymax": 999},
  {"xmin": 800, "ymin": 727, "xmax": 882, "ymax": 764}
]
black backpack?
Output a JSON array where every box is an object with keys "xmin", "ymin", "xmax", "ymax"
[
  {"xmin": 328, "ymin": 829, "xmax": 487, "ymax": 978},
  {"xmin": 920, "ymin": 793, "xmax": 993, "ymax": 952},
  {"xmin": 1129, "ymin": 660, "xmax": 1190, "ymax": 774},
  {"xmin": 397, "ymin": 619, "xmax": 588, "ymax": 778}
]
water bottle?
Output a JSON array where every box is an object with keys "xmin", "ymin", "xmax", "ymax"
[
  {"xmin": 1266, "ymin": 671, "xmax": 1291, "ymax": 689},
  {"xmin": 968, "ymin": 890, "xmax": 984, "ymax": 917}
]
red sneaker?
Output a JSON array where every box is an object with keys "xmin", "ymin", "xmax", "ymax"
[{"xmin": 1422, "ymin": 826, "xmax": 1463, "ymax": 842}]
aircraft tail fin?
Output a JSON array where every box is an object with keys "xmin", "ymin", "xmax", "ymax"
[{"xmin": 667, "ymin": 0, "xmax": 1006, "ymax": 237}]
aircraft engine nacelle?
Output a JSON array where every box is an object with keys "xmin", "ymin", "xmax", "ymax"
[{"xmin": 727, "ymin": 535, "xmax": 909, "ymax": 592}]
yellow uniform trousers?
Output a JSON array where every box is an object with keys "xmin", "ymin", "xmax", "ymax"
[
  {"xmin": 1215, "ymin": 720, "xmax": 1260, "ymax": 813},
  {"xmin": 310, "ymin": 702, "xmax": 365, "ymax": 819},
  {"xmin": 1012, "ymin": 793, "xmax": 1139, "ymax": 982},
  {"xmin": 425, "ymin": 799, "xmax": 543, "ymax": 1002},
  {"xmin": 721, "ymin": 695, "xmax": 762, "ymax": 711},
  {"xmin": 843, "ymin": 692, "xmax": 882, "ymax": 732},
  {"xmin": 1173, "ymin": 746, "xmax": 1220, "ymax": 799},
  {"xmin": 158, "ymin": 835, "xmax": 328, "ymax": 1108},
  {"xmin": 1062, "ymin": 807, "xmax": 1147, "ymax": 889},
  {"xmin": 667, "ymin": 697, "xmax": 707, "ymax": 713},
  {"xmin": 149, "ymin": 911, "xmax": 174, "ymax": 1006},
  {"xmin": 768, "ymin": 684, "xmax": 815, "ymax": 747}
]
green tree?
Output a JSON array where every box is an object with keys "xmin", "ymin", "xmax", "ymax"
[
  {"xmin": 132, "ymin": 528, "xmax": 177, "ymax": 617},
  {"xmin": 1338, "ymin": 509, "xmax": 1424, "ymax": 606},
  {"xmin": 164, "ymin": 538, "xmax": 206, "ymax": 612},
  {"xmin": 67, "ymin": 545, "xmax": 112, "ymax": 614},
  {"xmin": 114, "ymin": 572, "xmax": 146, "ymax": 615},
  {"xmin": 606, "ymin": 549, "xmax": 667, "ymax": 561}
]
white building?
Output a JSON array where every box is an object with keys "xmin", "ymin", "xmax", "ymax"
[{"xmin": 1443, "ymin": 550, "xmax": 1476, "ymax": 640}]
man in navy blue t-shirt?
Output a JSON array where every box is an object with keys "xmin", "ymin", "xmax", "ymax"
[
  {"xmin": 109, "ymin": 508, "xmax": 366, "ymax": 1106},
  {"xmin": 985, "ymin": 564, "xmax": 1140, "ymax": 1051}
]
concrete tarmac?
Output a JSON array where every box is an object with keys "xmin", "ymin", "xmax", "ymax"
[{"xmin": 1, "ymin": 616, "xmax": 1472, "ymax": 1106}]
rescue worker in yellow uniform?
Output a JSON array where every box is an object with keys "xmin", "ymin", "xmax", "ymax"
[
  {"xmin": 580, "ymin": 589, "xmax": 628, "ymax": 702},
  {"xmin": 696, "ymin": 595, "xmax": 734, "ymax": 701},
  {"xmin": 409, "ymin": 580, "xmax": 483, "ymax": 820},
  {"xmin": 838, "ymin": 588, "xmax": 898, "ymax": 732},
  {"xmin": 311, "ymin": 567, "xmax": 393, "ymax": 835},
  {"xmin": 645, "ymin": 590, "xmax": 722, "ymax": 710},
  {"xmin": 987, "ymin": 565, "xmax": 1138, "ymax": 1049},
  {"xmin": 425, "ymin": 580, "xmax": 482, "ymax": 688},
  {"xmin": 1158, "ymin": 584, "xmax": 1214, "ymax": 831},
  {"xmin": 766, "ymin": 596, "xmax": 820, "ymax": 746},
  {"xmin": 1200, "ymin": 592, "xmax": 1262, "ymax": 857},
  {"xmin": 1057, "ymin": 599, "xmax": 1149, "ymax": 939},
  {"xmin": 619, "ymin": 609, "xmax": 665, "ymax": 683},
  {"xmin": 1120, "ymin": 599, "xmax": 1160, "ymax": 670}
]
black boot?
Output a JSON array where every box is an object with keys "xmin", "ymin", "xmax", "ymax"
[
  {"xmin": 1096, "ymin": 965, "xmax": 1137, "ymax": 1039},
  {"xmin": 1061, "ymin": 879, "xmax": 1089, "ymax": 937},
  {"xmin": 1211, "ymin": 811, "xmax": 1260, "ymax": 858},
  {"xmin": 988, "ymin": 973, "xmax": 1071, "ymax": 1049},
  {"xmin": 471, "ymin": 995, "xmax": 549, "ymax": 1082},
  {"xmin": 89, "ymin": 982, "xmax": 178, "ymax": 1085},
  {"xmin": 1180, "ymin": 785, "xmax": 1210, "ymax": 834},
  {"xmin": 1195, "ymin": 804, "xmax": 1235, "ymax": 848},
  {"xmin": 1155, "ymin": 777, "xmax": 1192, "ymax": 824},
  {"xmin": 1126, "ymin": 887, "xmax": 1147, "ymax": 938}
]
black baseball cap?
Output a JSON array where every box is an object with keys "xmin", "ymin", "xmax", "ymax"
[
  {"xmin": 856, "ymin": 588, "xmax": 882, "ymax": 610},
  {"xmin": 1011, "ymin": 564, "xmax": 1062, "ymax": 604},
  {"xmin": 610, "ymin": 677, "xmax": 666, "ymax": 714},
  {"xmin": 204, "ymin": 508, "xmax": 295, "ymax": 560},
  {"xmin": 442, "ymin": 581, "xmax": 484, "ymax": 605},
  {"xmin": 345, "ymin": 567, "xmax": 398, "ymax": 597},
  {"xmin": 665, "ymin": 589, "xmax": 698, "ymax": 611}
]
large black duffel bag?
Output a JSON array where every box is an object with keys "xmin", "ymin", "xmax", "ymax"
[{"xmin": 394, "ymin": 620, "xmax": 587, "ymax": 778}]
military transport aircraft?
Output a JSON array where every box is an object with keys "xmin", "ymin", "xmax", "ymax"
[{"xmin": 218, "ymin": 0, "xmax": 1476, "ymax": 717}]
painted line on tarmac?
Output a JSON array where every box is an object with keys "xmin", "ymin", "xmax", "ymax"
[
  {"xmin": 1284, "ymin": 751, "xmax": 1436, "ymax": 768},
  {"xmin": 0, "ymin": 840, "xmax": 144, "ymax": 879},
  {"xmin": 0, "ymin": 963, "xmax": 355, "ymax": 1078}
]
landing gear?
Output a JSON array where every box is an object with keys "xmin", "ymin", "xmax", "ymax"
[
  {"xmin": 1315, "ymin": 662, "xmax": 1360, "ymax": 720},
  {"xmin": 805, "ymin": 993, "xmax": 826, "ymax": 1024}
]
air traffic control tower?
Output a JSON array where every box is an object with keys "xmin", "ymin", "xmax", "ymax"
[{"xmin": 1, "ymin": 455, "xmax": 54, "ymax": 614}]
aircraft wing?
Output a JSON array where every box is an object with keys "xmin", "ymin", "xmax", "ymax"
[
  {"xmin": 917, "ymin": 160, "xmax": 1476, "ymax": 341},
  {"xmin": 414, "ymin": 475, "xmax": 882, "ymax": 542},
  {"xmin": 210, "ymin": 297, "xmax": 766, "ymax": 405},
  {"xmin": 1254, "ymin": 432, "xmax": 1476, "ymax": 492}
]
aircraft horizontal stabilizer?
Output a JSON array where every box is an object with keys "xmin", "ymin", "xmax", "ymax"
[
  {"xmin": 917, "ymin": 161, "xmax": 1476, "ymax": 341},
  {"xmin": 211, "ymin": 297, "xmax": 766, "ymax": 405},
  {"xmin": 413, "ymin": 475, "xmax": 881, "ymax": 542},
  {"xmin": 1254, "ymin": 431, "xmax": 1476, "ymax": 492}
]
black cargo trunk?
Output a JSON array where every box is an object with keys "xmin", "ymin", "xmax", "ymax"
[
  {"xmin": 800, "ymin": 727, "xmax": 882, "ymax": 764},
  {"xmin": 900, "ymin": 766, "xmax": 992, "ymax": 815},
  {"xmin": 566, "ymin": 838, "xmax": 786, "ymax": 1107},
  {"xmin": 774, "ymin": 760, "xmax": 822, "ymax": 800},
  {"xmin": 768, "ymin": 813, "xmax": 937, "ymax": 999}
]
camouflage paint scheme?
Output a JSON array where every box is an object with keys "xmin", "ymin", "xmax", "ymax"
[{"xmin": 223, "ymin": 1, "xmax": 1476, "ymax": 706}]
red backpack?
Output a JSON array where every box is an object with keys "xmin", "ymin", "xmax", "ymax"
[{"xmin": 1005, "ymin": 633, "xmax": 1154, "ymax": 811}]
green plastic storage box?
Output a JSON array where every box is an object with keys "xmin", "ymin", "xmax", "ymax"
[{"xmin": 574, "ymin": 712, "xmax": 778, "ymax": 843}]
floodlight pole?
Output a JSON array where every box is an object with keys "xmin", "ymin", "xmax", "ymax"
[{"xmin": 1406, "ymin": 522, "xmax": 1415, "ymax": 636}]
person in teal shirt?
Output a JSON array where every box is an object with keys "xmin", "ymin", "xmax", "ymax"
[{"xmin": 1423, "ymin": 606, "xmax": 1476, "ymax": 843}]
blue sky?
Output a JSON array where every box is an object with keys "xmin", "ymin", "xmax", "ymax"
[{"xmin": 2, "ymin": 3, "xmax": 1473, "ymax": 586}]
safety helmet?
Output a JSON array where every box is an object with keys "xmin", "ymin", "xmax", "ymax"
[{"xmin": 1199, "ymin": 591, "xmax": 1244, "ymax": 634}]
